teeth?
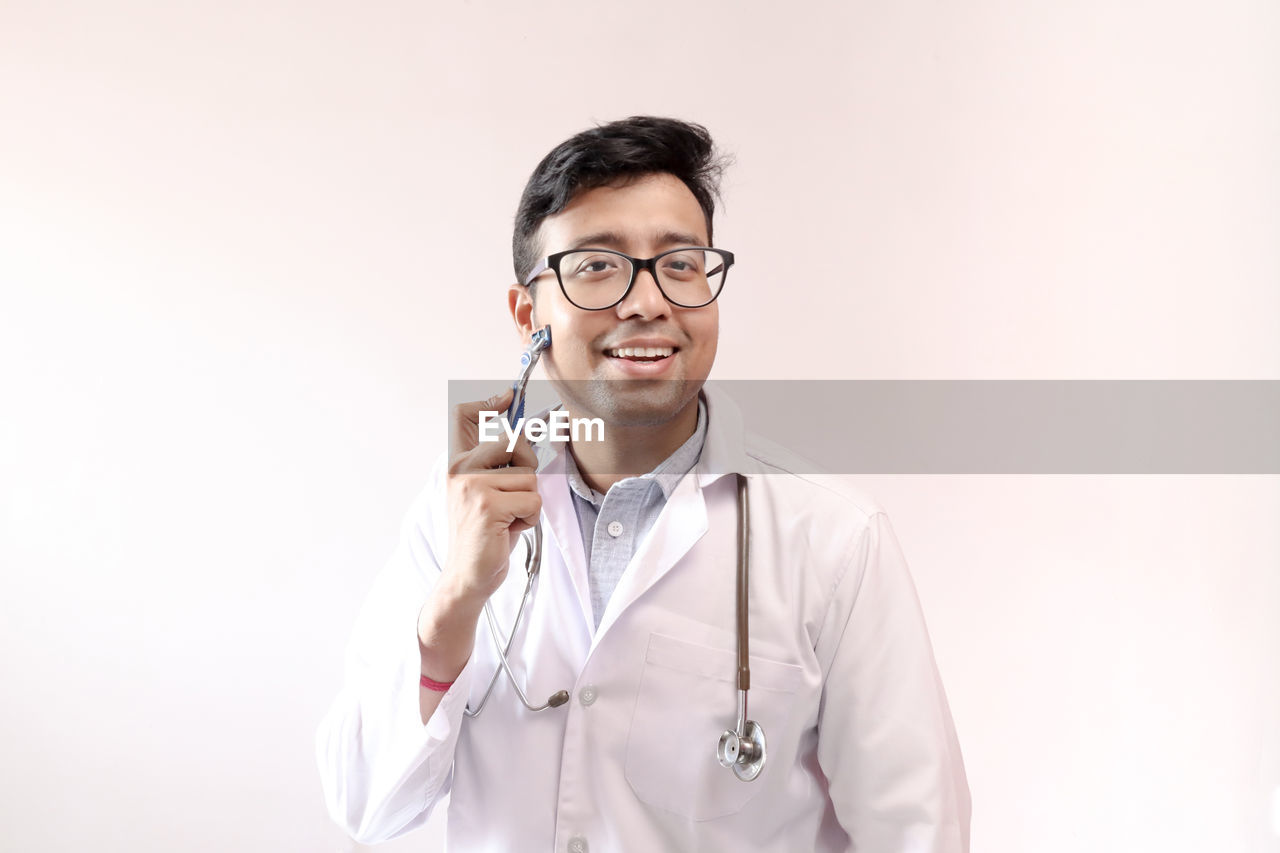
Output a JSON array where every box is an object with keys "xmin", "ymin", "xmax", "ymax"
[{"xmin": 607, "ymin": 346, "xmax": 675, "ymax": 358}]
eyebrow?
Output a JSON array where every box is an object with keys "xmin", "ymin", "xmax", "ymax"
[{"xmin": 569, "ymin": 230, "xmax": 707, "ymax": 252}]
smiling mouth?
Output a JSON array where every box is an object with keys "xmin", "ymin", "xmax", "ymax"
[{"xmin": 605, "ymin": 346, "xmax": 677, "ymax": 363}]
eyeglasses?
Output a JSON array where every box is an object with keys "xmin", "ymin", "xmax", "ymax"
[{"xmin": 524, "ymin": 247, "xmax": 735, "ymax": 310}]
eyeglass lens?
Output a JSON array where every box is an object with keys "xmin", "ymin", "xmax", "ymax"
[{"xmin": 557, "ymin": 250, "xmax": 727, "ymax": 309}]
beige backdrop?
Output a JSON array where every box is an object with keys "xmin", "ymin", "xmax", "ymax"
[{"xmin": 1, "ymin": 1, "xmax": 1277, "ymax": 851}]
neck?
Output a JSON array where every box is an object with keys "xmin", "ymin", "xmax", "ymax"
[{"xmin": 566, "ymin": 397, "xmax": 699, "ymax": 494}]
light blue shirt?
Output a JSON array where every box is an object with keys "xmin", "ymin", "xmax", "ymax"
[{"xmin": 562, "ymin": 399, "xmax": 708, "ymax": 627}]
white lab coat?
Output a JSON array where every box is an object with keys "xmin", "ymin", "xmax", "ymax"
[{"xmin": 316, "ymin": 387, "xmax": 971, "ymax": 852}]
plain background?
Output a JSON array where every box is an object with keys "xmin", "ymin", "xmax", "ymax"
[{"xmin": 2, "ymin": 1, "xmax": 1277, "ymax": 851}]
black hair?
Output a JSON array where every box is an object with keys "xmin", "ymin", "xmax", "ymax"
[{"xmin": 512, "ymin": 116, "xmax": 729, "ymax": 287}]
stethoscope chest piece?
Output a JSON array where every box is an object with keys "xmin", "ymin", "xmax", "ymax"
[{"xmin": 717, "ymin": 719, "xmax": 767, "ymax": 782}]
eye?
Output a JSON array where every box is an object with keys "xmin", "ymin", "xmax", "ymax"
[
  {"xmin": 569, "ymin": 253, "xmax": 625, "ymax": 277},
  {"xmin": 659, "ymin": 251, "xmax": 705, "ymax": 278}
]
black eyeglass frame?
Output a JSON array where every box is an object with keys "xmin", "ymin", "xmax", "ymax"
[{"xmin": 523, "ymin": 247, "xmax": 736, "ymax": 310}]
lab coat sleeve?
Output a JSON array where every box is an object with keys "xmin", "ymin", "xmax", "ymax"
[
  {"xmin": 315, "ymin": 470, "xmax": 471, "ymax": 844},
  {"xmin": 816, "ymin": 511, "xmax": 972, "ymax": 852}
]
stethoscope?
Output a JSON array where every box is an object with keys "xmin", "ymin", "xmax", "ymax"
[{"xmin": 462, "ymin": 327, "xmax": 768, "ymax": 782}]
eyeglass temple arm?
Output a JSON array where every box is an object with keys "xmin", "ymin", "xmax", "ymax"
[{"xmin": 523, "ymin": 259, "xmax": 550, "ymax": 287}]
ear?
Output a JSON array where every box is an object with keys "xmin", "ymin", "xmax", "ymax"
[{"xmin": 508, "ymin": 283, "xmax": 536, "ymax": 348}]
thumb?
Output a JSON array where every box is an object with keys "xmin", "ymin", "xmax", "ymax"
[
  {"xmin": 483, "ymin": 387, "xmax": 514, "ymax": 412},
  {"xmin": 454, "ymin": 387, "xmax": 513, "ymax": 427},
  {"xmin": 451, "ymin": 387, "xmax": 514, "ymax": 456}
]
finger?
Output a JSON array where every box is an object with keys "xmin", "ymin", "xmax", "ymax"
[
  {"xmin": 475, "ymin": 470, "xmax": 539, "ymax": 493},
  {"xmin": 450, "ymin": 438, "xmax": 517, "ymax": 472},
  {"xmin": 490, "ymin": 490, "xmax": 542, "ymax": 526},
  {"xmin": 510, "ymin": 433, "xmax": 539, "ymax": 470},
  {"xmin": 450, "ymin": 388, "xmax": 514, "ymax": 456},
  {"xmin": 454, "ymin": 388, "xmax": 513, "ymax": 426},
  {"xmin": 505, "ymin": 488, "xmax": 544, "ymax": 538},
  {"xmin": 513, "ymin": 499, "xmax": 542, "ymax": 529}
]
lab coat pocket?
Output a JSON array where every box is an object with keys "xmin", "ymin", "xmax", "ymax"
[{"xmin": 624, "ymin": 632, "xmax": 802, "ymax": 821}]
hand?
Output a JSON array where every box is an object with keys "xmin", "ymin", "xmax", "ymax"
[{"xmin": 441, "ymin": 387, "xmax": 542, "ymax": 604}]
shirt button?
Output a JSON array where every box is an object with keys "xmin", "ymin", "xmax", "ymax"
[
  {"xmin": 606, "ymin": 520, "xmax": 624, "ymax": 537},
  {"xmin": 579, "ymin": 685, "xmax": 598, "ymax": 706},
  {"xmin": 567, "ymin": 836, "xmax": 589, "ymax": 853}
]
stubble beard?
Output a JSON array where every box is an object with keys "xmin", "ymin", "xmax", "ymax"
[{"xmin": 557, "ymin": 376, "xmax": 700, "ymax": 430}]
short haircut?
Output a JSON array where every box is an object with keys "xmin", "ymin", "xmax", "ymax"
[{"xmin": 512, "ymin": 116, "xmax": 729, "ymax": 287}]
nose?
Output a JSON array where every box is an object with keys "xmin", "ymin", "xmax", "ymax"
[{"xmin": 615, "ymin": 265, "xmax": 672, "ymax": 321}]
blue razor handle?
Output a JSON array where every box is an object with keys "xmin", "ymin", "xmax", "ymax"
[{"xmin": 508, "ymin": 326, "xmax": 552, "ymax": 425}]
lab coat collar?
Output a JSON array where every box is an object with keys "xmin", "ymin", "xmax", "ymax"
[
  {"xmin": 694, "ymin": 383, "xmax": 755, "ymax": 486},
  {"xmin": 525, "ymin": 384, "xmax": 757, "ymax": 646},
  {"xmin": 531, "ymin": 447, "xmax": 595, "ymax": 630}
]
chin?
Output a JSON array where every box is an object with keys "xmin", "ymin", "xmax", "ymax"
[{"xmin": 571, "ymin": 378, "xmax": 700, "ymax": 428}]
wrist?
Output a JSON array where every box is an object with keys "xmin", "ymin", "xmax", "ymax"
[
  {"xmin": 417, "ymin": 574, "xmax": 486, "ymax": 681},
  {"xmin": 419, "ymin": 673, "xmax": 454, "ymax": 693},
  {"xmin": 434, "ymin": 568, "xmax": 491, "ymax": 619}
]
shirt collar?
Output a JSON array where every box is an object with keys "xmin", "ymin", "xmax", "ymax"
[{"xmin": 561, "ymin": 397, "xmax": 708, "ymax": 506}]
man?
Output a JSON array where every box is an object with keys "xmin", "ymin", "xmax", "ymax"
[{"xmin": 316, "ymin": 116, "xmax": 971, "ymax": 851}]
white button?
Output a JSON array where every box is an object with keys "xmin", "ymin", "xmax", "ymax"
[
  {"xmin": 579, "ymin": 685, "xmax": 598, "ymax": 706},
  {"xmin": 607, "ymin": 520, "xmax": 624, "ymax": 537},
  {"xmin": 567, "ymin": 836, "xmax": 588, "ymax": 853}
]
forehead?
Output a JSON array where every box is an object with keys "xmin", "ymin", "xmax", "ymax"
[{"xmin": 536, "ymin": 172, "xmax": 710, "ymax": 253}]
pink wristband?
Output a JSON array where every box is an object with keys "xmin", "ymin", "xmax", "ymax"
[{"xmin": 419, "ymin": 674, "xmax": 454, "ymax": 693}]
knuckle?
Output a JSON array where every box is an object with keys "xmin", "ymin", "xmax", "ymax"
[{"xmin": 451, "ymin": 475, "xmax": 478, "ymax": 502}]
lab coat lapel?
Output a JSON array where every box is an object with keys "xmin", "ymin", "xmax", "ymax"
[
  {"xmin": 591, "ymin": 462, "xmax": 710, "ymax": 645},
  {"xmin": 536, "ymin": 449, "xmax": 596, "ymax": 630},
  {"xmin": 535, "ymin": 386, "xmax": 755, "ymax": 647}
]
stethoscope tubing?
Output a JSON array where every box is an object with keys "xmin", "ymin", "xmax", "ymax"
[
  {"xmin": 463, "ymin": 328, "xmax": 548, "ymax": 717},
  {"xmin": 464, "ymin": 527, "xmax": 540, "ymax": 717},
  {"xmin": 733, "ymin": 472, "xmax": 752, "ymax": 732}
]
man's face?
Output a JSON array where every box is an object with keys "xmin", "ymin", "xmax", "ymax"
[{"xmin": 509, "ymin": 172, "xmax": 719, "ymax": 428}]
